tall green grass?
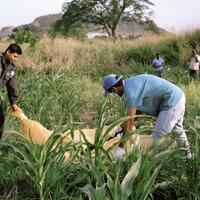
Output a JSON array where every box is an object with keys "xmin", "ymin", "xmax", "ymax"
[{"xmin": 0, "ymin": 30, "xmax": 200, "ymax": 199}]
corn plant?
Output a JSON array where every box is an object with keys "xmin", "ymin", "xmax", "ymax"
[
  {"xmin": 80, "ymin": 139, "xmax": 175, "ymax": 200},
  {"xmin": 179, "ymin": 126, "xmax": 200, "ymax": 200},
  {"xmin": 78, "ymin": 100, "xmax": 175, "ymax": 200},
  {"xmin": 0, "ymin": 131, "xmax": 77, "ymax": 200}
]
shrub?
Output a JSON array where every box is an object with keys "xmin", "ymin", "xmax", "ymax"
[{"xmin": 10, "ymin": 27, "xmax": 38, "ymax": 47}]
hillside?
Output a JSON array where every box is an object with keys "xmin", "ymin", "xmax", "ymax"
[
  {"xmin": 0, "ymin": 14, "xmax": 62, "ymax": 40},
  {"xmin": 0, "ymin": 26, "xmax": 15, "ymax": 40},
  {"xmin": 0, "ymin": 13, "xmax": 166, "ymax": 40}
]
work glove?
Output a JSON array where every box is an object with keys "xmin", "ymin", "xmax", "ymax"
[{"xmin": 108, "ymin": 127, "xmax": 124, "ymax": 141}]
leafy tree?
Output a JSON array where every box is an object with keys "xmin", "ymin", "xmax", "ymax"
[
  {"xmin": 10, "ymin": 27, "xmax": 38, "ymax": 47},
  {"xmin": 145, "ymin": 20, "xmax": 160, "ymax": 34},
  {"xmin": 55, "ymin": 0, "xmax": 154, "ymax": 38},
  {"xmin": 51, "ymin": 3, "xmax": 87, "ymax": 39},
  {"xmin": 50, "ymin": 20, "xmax": 86, "ymax": 40}
]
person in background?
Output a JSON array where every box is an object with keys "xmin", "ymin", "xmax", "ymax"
[
  {"xmin": 152, "ymin": 53, "xmax": 165, "ymax": 77},
  {"xmin": 188, "ymin": 49, "xmax": 200, "ymax": 79},
  {"xmin": 0, "ymin": 43, "xmax": 22, "ymax": 138},
  {"xmin": 103, "ymin": 74, "xmax": 192, "ymax": 159}
]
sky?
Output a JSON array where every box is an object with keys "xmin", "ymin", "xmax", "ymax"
[
  {"xmin": 0, "ymin": 0, "xmax": 200, "ymax": 34},
  {"xmin": 152, "ymin": 0, "xmax": 200, "ymax": 33}
]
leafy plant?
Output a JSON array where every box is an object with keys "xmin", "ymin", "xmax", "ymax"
[
  {"xmin": 0, "ymin": 132, "xmax": 77, "ymax": 200},
  {"xmin": 11, "ymin": 27, "xmax": 38, "ymax": 47}
]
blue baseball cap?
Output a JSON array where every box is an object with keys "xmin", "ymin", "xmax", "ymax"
[{"xmin": 103, "ymin": 74, "xmax": 123, "ymax": 96}]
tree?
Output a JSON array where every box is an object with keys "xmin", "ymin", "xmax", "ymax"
[
  {"xmin": 10, "ymin": 27, "xmax": 38, "ymax": 47},
  {"xmin": 50, "ymin": 3, "xmax": 87, "ymax": 39},
  {"xmin": 56, "ymin": 0, "xmax": 154, "ymax": 38},
  {"xmin": 145, "ymin": 20, "xmax": 160, "ymax": 34}
]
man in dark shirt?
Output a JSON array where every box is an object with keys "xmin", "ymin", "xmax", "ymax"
[{"xmin": 0, "ymin": 43, "xmax": 22, "ymax": 138}]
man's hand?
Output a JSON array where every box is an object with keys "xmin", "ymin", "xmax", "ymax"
[
  {"xmin": 121, "ymin": 107, "xmax": 137, "ymax": 133},
  {"xmin": 12, "ymin": 104, "xmax": 22, "ymax": 112}
]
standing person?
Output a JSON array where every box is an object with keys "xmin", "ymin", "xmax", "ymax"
[
  {"xmin": 188, "ymin": 49, "xmax": 200, "ymax": 79},
  {"xmin": 152, "ymin": 53, "xmax": 165, "ymax": 77},
  {"xmin": 0, "ymin": 43, "xmax": 22, "ymax": 138},
  {"xmin": 103, "ymin": 74, "xmax": 192, "ymax": 159}
]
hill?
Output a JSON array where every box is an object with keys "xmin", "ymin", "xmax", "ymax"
[
  {"xmin": 0, "ymin": 26, "xmax": 15, "ymax": 40},
  {"xmin": 0, "ymin": 14, "xmax": 167, "ymax": 40}
]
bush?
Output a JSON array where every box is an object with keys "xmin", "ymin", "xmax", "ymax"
[
  {"xmin": 160, "ymin": 39, "xmax": 181, "ymax": 66},
  {"xmin": 10, "ymin": 27, "xmax": 38, "ymax": 47},
  {"xmin": 124, "ymin": 44, "xmax": 155, "ymax": 65}
]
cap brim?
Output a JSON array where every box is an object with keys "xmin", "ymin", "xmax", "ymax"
[{"xmin": 116, "ymin": 76, "xmax": 123, "ymax": 83}]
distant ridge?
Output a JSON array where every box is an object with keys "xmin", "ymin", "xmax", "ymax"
[
  {"xmin": 0, "ymin": 26, "xmax": 15, "ymax": 40},
  {"xmin": 0, "ymin": 13, "xmax": 167, "ymax": 40}
]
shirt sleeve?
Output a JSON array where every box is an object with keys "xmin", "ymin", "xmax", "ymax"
[
  {"xmin": 197, "ymin": 55, "xmax": 200, "ymax": 62},
  {"xmin": 6, "ymin": 73, "xmax": 18, "ymax": 105}
]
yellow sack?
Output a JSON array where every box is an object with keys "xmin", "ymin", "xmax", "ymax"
[
  {"xmin": 12, "ymin": 110, "xmax": 54, "ymax": 144},
  {"xmin": 11, "ymin": 110, "xmax": 152, "ymax": 157},
  {"xmin": 65, "ymin": 126, "xmax": 152, "ymax": 153},
  {"xmin": 11, "ymin": 110, "xmax": 72, "ymax": 160},
  {"xmin": 64, "ymin": 128, "xmax": 96, "ymax": 145}
]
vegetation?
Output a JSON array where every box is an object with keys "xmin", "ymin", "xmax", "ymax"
[
  {"xmin": 55, "ymin": 0, "xmax": 155, "ymax": 38},
  {"xmin": 0, "ymin": 30, "xmax": 200, "ymax": 199},
  {"xmin": 10, "ymin": 27, "xmax": 39, "ymax": 47}
]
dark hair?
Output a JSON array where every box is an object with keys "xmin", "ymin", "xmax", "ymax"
[
  {"xmin": 156, "ymin": 52, "xmax": 160, "ymax": 56},
  {"xmin": 5, "ymin": 43, "xmax": 22, "ymax": 55},
  {"xmin": 192, "ymin": 49, "xmax": 196, "ymax": 54},
  {"xmin": 107, "ymin": 76, "xmax": 123, "ymax": 93}
]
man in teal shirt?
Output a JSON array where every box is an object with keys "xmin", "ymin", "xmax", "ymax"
[{"xmin": 103, "ymin": 74, "xmax": 191, "ymax": 158}]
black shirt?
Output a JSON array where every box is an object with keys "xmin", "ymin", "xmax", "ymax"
[{"xmin": 0, "ymin": 53, "xmax": 18, "ymax": 105}]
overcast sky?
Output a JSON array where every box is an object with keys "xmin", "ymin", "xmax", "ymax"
[
  {"xmin": 0, "ymin": 0, "xmax": 200, "ymax": 33},
  {"xmin": 152, "ymin": 0, "xmax": 200, "ymax": 33}
]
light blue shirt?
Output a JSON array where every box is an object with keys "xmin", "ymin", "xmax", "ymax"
[
  {"xmin": 124, "ymin": 74, "xmax": 184, "ymax": 116},
  {"xmin": 152, "ymin": 57, "xmax": 164, "ymax": 72}
]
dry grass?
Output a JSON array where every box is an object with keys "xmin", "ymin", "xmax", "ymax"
[{"xmin": 0, "ymin": 31, "xmax": 194, "ymax": 71}]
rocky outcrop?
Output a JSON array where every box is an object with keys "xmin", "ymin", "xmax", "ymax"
[{"xmin": 0, "ymin": 26, "xmax": 14, "ymax": 40}]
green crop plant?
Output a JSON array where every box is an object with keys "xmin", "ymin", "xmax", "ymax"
[
  {"xmin": 0, "ymin": 131, "xmax": 77, "ymax": 200},
  {"xmin": 180, "ymin": 126, "xmax": 200, "ymax": 200}
]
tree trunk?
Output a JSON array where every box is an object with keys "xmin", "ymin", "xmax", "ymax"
[
  {"xmin": 111, "ymin": 27, "xmax": 117, "ymax": 38},
  {"xmin": 111, "ymin": 13, "xmax": 123, "ymax": 38}
]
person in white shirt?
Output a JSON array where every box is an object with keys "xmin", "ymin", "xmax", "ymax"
[
  {"xmin": 152, "ymin": 53, "xmax": 165, "ymax": 77},
  {"xmin": 188, "ymin": 50, "xmax": 200, "ymax": 78}
]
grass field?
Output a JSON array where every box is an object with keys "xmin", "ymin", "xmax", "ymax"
[{"xmin": 0, "ymin": 30, "xmax": 200, "ymax": 199}]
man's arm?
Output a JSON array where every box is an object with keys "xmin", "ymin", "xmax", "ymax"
[
  {"xmin": 152, "ymin": 60, "xmax": 157, "ymax": 68},
  {"xmin": 121, "ymin": 107, "xmax": 137, "ymax": 133},
  {"xmin": 195, "ymin": 55, "xmax": 200, "ymax": 63},
  {"xmin": 161, "ymin": 58, "xmax": 165, "ymax": 66},
  {"xmin": 6, "ymin": 74, "xmax": 21, "ymax": 112},
  {"xmin": 152, "ymin": 58, "xmax": 164, "ymax": 68},
  {"xmin": 6, "ymin": 75, "xmax": 18, "ymax": 105}
]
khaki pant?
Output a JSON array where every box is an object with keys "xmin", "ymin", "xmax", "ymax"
[{"xmin": 152, "ymin": 95, "xmax": 192, "ymax": 158}]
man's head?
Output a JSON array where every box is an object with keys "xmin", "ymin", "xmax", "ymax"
[
  {"xmin": 192, "ymin": 49, "xmax": 197, "ymax": 55},
  {"xmin": 5, "ymin": 43, "xmax": 22, "ymax": 64},
  {"xmin": 156, "ymin": 53, "xmax": 160, "ymax": 59},
  {"xmin": 103, "ymin": 74, "xmax": 124, "ymax": 97}
]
